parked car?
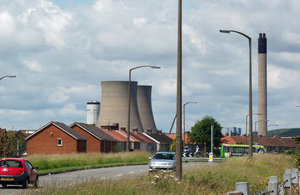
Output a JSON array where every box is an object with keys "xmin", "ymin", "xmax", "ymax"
[
  {"xmin": 149, "ymin": 152, "xmax": 176, "ymax": 172},
  {"xmin": 0, "ymin": 158, "xmax": 39, "ymax": 188}
]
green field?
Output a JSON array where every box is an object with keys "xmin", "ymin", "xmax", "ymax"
[
  {"xmin": 24, "ymin": 153, "xmax": 296, "ymax": 194},
  {"xmin": 26, "ymin": 151, "xmax": 151, "ymax": 174}
]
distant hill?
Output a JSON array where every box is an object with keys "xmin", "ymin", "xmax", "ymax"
[{"xmin": 267, "ymin": 128, "xmax": 300, "ymax": 137}]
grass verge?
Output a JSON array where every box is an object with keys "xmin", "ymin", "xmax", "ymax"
[
  {"xmin": 26, "ymin": 151, "xmax": 150, "ymax": 174},
  {"xmin": 24, "ymin": 153, "xmax": 295, "ymax": 194}
]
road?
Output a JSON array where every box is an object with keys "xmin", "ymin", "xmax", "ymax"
[{"xmin": 0, "ymin": 162, "xmax": 214, "ymax": 195}]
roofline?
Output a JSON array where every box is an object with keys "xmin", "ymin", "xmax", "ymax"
[
  {"xmin": 70, "ymin": 123, "xmax": 102, "ymax": 141},
  {"xmin": 102, "ymin": 129, "xmax": 126, "ymax": 142},
  {"xmin": 117, "ymin": 131, "xmax": 135, "ymax": 142},
  {"xmin": 142, "ymin": 133, "xmax": 160, "ymax": 143},
  {"xmin": 26, "ymin": 121, "xmax": 80, "ymax": 141}
]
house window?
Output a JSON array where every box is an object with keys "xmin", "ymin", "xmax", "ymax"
[{"xmin": 57, "ymin": 138, "xmax": 63, "ymax": 146}]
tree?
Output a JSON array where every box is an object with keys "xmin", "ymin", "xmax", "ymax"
[{"xmin": 189, "ymin": 116, "xmax": 223, "ymax": 156}]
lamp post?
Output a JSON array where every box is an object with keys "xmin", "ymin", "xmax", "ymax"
[
  {"xmin": 255, "ymin": 120, "xmax": 269, "ymax": 135},
  {"xmin": 0, "ymin": 75, "xmax": 16, "ymax": 81},
  {"xmin": 183, "ymin": 101, "xmax": 197, "ymax": 147},
  {"xmin": 1, "ymin": 75, "xmax": 16, "ymax": 157},
  {"xmin": 246, "ymin": 113, "xmax": 261, "ymax": 144},
  {"xmin": 267, "ymin": 124, "xmax": 278, "ymax": 130},
  {"xmin": 127, "ymin": 65, "xmax": 160, "ymax": 152},
  {"xmin": 220, "ymin": 29, "xmax": 253, "ymax": 158}
]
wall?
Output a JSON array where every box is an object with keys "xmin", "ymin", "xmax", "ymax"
[
  {"xmin": 27, "ymin": 124, "xmax": 78, "ymax": 155},
  {"xmin": 72, "ymin": 126, "xmax": 101, "ymax": 153}
]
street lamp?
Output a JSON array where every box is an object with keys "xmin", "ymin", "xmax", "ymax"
[
  {"xmin": 0, "ymin": 75, "xmax": 16, "ymax": 81},
  {"xmin": 255, "ymin": 120, "xmax": 269, "ymax": 135},
  {"xmin": 220, "ymin": 29, "xmax": 253, "ymax": 158},
  {"xmin": 267, "ymin": 124, "xmax": 279, "ymax": 130},
  {"xmin": 183, "ymin": 101, "xmax": 197, "ymax": 147},
  {"xmin": 246, "ymin": 113, "xmax": 261, "ymax": 136},
  {"xmin": 1, "ymin": 75, "xmax": 16, "ymax": 157},
  {"xmin": 127, "ymin": 65, "xmax": 160, "ymax": 152},
  {"xmin": 245, "ymin": 113, "xmax": 261, "ymax": 144}
]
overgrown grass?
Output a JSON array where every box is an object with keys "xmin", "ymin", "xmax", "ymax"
[
  {"xmin": 26, "ymin": 151, "xmax": 150, "ymax": 174},
  {"xmin": 24, "ymin": 153, "xmax": 295, "ymax": 194}
]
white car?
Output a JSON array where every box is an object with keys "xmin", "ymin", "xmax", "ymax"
[{"xmin": 149, "ymin": 152, "xmax": 176, "ymax": 172}]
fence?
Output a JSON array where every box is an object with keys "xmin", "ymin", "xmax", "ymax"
[{"xmin": 227, "ymin": 168, "xmax": 299, "ymax": 195}]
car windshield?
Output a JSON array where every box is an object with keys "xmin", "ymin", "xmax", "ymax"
[
  {"xmin": 153, "ymin": 153, "xmax": 175, "ymax": 160},
  {"xmin": 0, "ymin": 160, "xmax": 23, "ymax": 168}
]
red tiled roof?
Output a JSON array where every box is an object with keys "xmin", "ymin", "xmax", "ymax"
[
  {"xmin": 165, "ymin": 134, "xmax": 176, "ymax": 140},
  {"xmin": 118, "ymin": 130, "xmax": 140, "ymax": 142},
  {"xmin": 131, "ymin": 131, "xmax": 156, "ymax": 143},
  {"xmin": 221, "ymin": 136, "xmax": 297, "ymax": 147},
  {"xmin": 101, "ymin": 129, "xmax": 127, "ymax": 142},
  {"xmin": 165, "ymin": 133, "xmax": 195, "ymax": 144}
]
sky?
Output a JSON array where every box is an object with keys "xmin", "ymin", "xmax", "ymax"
[{"xmin": 0, "ymin": 0, "xmax": 300, "ymax": 133}]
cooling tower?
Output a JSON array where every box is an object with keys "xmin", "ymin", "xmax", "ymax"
[
  {"xmin": 97, "ymin": 81, "xmax": 144, "ymax": 132},
  {"xmin": 137, "ymin": 85, "xmax": 157, "ymax": 134},
  {"xmin": 86, "ymin": 100, "xmax": 100, "ymax": 124},
  {"xmin": 258, "ymin": 33, "xmax": 267, "ymax": 136}
]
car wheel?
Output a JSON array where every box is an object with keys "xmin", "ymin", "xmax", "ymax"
[
  {"xmin": 34, "ymin": 177, "xmax": 39, "ymax": 188},
  {"xmin": 22, "ymin": 179, "xmax": 29, "ymax": 189},
  {"xmin": 2, "ymin": 184, "xmax": 7, "ymax": 188}
]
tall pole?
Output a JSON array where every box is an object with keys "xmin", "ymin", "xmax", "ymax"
[
  {"xmin": 248, "ymin": 36, "xmax": 253, "ymax": 158},
  {"xmin": 1, "ymin": 75, "xmax": 16, "ymax": 157},
  {"xmin": 245, "ymin": 114, "xmax": 248, "ymax": 144},
  {"xmin": 211, "ymin": 125, "xmax": 214, "ymax": 154},
  {"xmin": 220, "ymin": 30, "xmax": 253, "ymax": 158},
  {"xmin": 127, "ymin": 65, "xmax": 160, "ymax": 152},
  {"xmin": 246, "ymin": 113, "xmax": 260, "ymax": 144},
  {"xmin": 127, "ymin": 70, "xmax": 132, "ymax": 152},
  {"xmin": 176, "ymin": 0, "xmax": 182, "ymax": 179},
  {"xmin": 183, "ymin": 101, "xmax": 197, "ymax": 147}
]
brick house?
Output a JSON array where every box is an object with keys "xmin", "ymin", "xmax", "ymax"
[
  {"xmin": 130, "ymin": 130, "xmax": 157, "ymax": 153},
  {"xmin": 118, "ymin": 130, "xmax": 141, "ymax": 150},
  {"xmin": 101, "ymin": 129, "xmax": 128, "ymax": 152},
  {"xmin": 70, "ymin": 122, "xmax": 117, "ymax": 153},
  {"xmin": 26, "ymin": 121, "xmax": 87, "ymax": 155},
  {"xmin": 143, "ymin": 130, "xmax": 173, "ymax": 152}
]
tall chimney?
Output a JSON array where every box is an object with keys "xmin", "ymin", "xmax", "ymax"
[{"xmin": 258, "ymin": 33, "xmax": 267, "ymax": 136}]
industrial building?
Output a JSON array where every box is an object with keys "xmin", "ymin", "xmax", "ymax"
[{"xmin": 96, "ymin": 81, "xmax": 158, "ymax": 134}]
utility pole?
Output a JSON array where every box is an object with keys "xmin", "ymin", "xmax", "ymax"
[{"xmin": 175, "ymin": 0, "xmax": 183, "ymax": 180}]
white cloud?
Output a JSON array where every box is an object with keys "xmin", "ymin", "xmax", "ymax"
[
  {"xmin": 23, "ymin": 59, "xmax": 44, "ymax": 72},
  {"xmin": 47, "ymin": 90, "xmax": 70, "ymax": 104},
  {"xmin": 59, "ymin": 103, "xmax": 83, "ymax": 117},
  {"xmin": 0, "ymin": 12, "xmax": 16, "ymax": 38},
  {"xmin": 268, "ymin": 65, "xmax": 300, "ymax": 89},
  {"xmin": 1, "ymin": 0, "xmax": 300, "ymax": 131},
  {"xmin": 133, "ymin": 17, "xmax": 147, "ymax": 28}
]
